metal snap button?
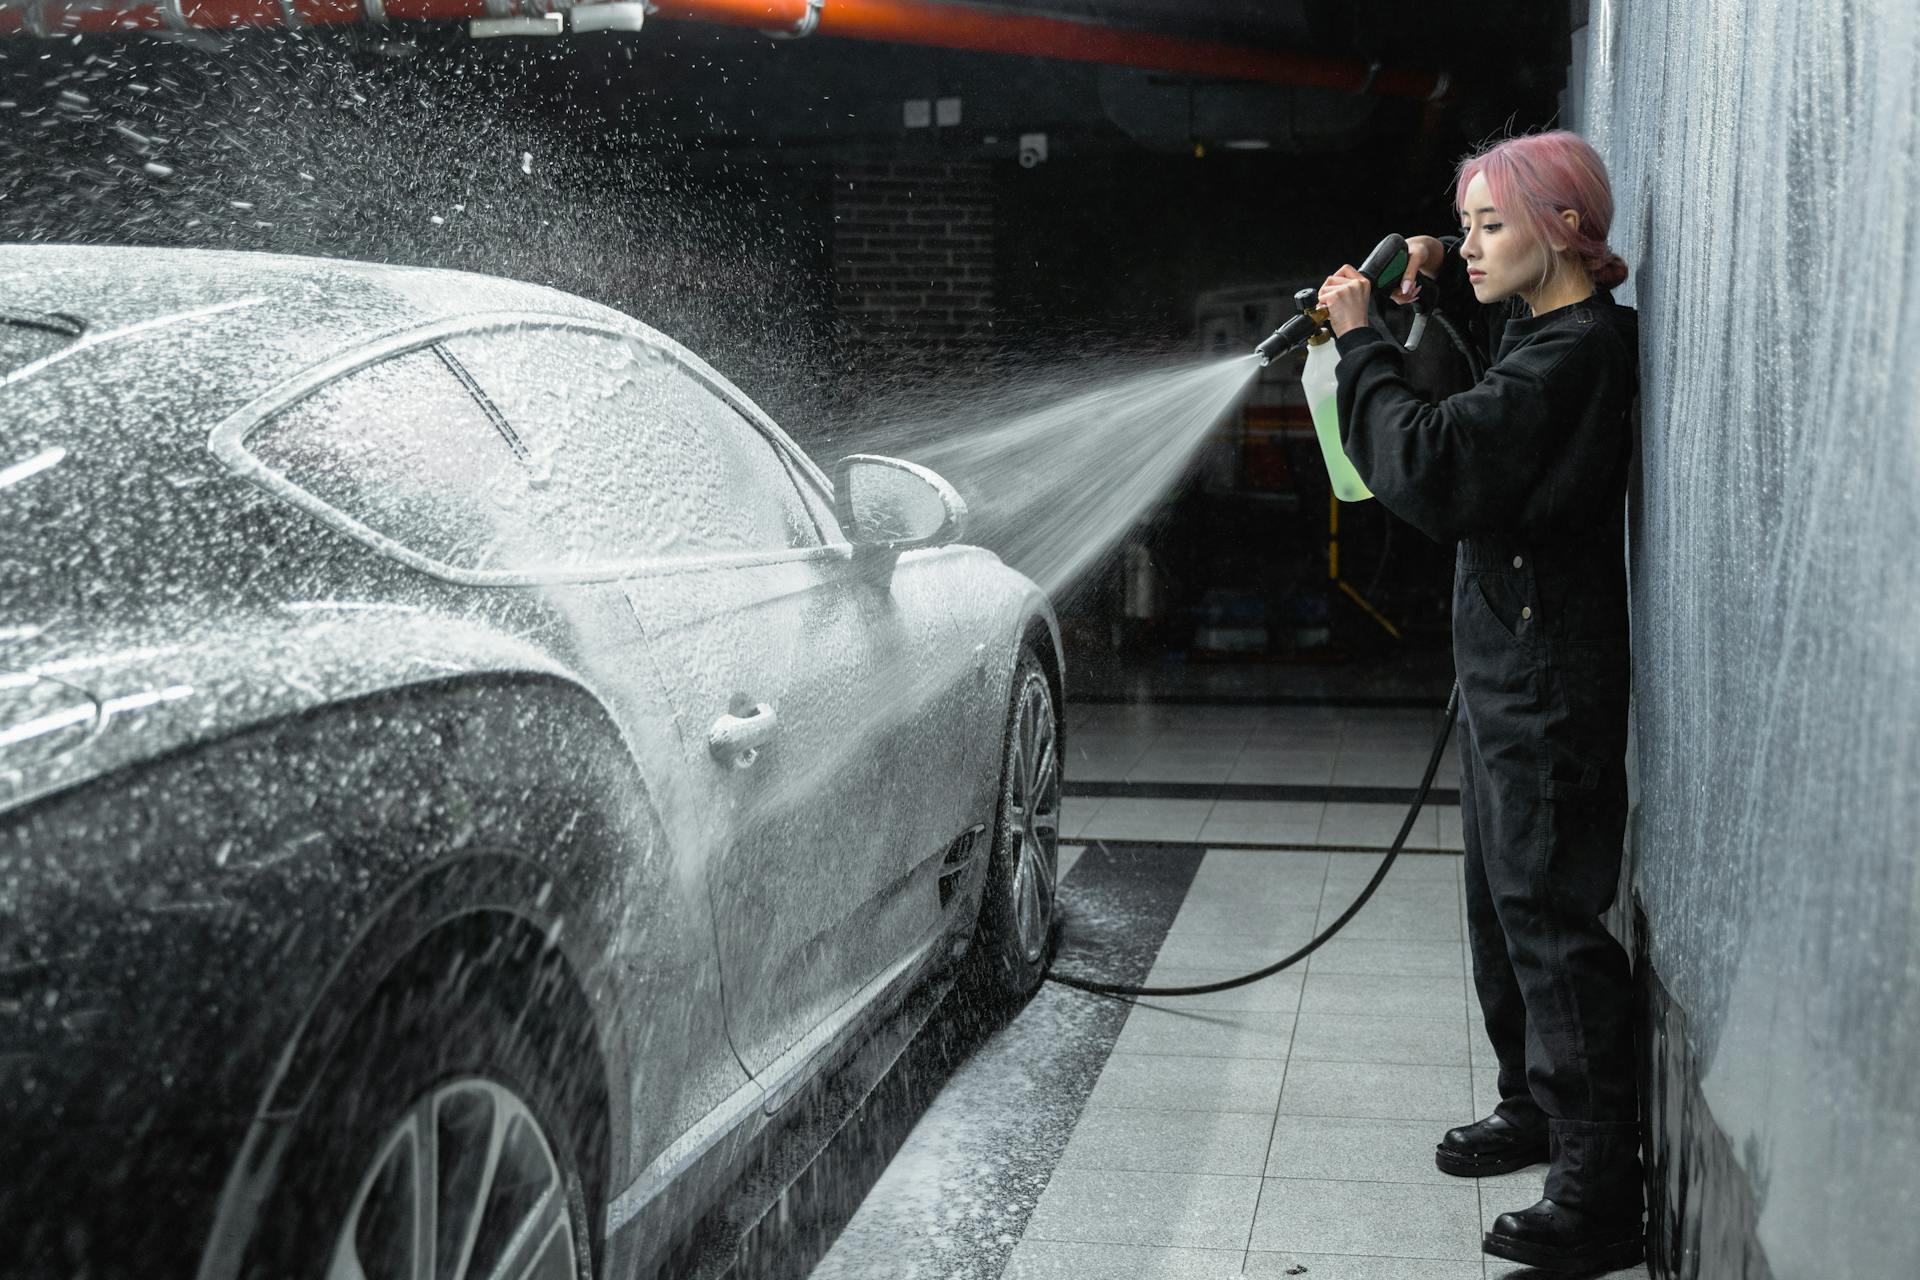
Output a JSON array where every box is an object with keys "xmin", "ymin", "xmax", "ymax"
[
  {"xmin": 1521, "ymin": 606, "xmax": 1533, "ymax": 620},
  {"xmin": 1513, "ymin": 555, "xmax": 1524, "ymax": 569}
]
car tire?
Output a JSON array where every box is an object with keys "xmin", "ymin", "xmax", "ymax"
[
  {"xmin": 967, "ymin": 648, "xmax": 1062, "ymax": 1000},
  {"xmin": 240, "ymin": 925, "xmax": 604, "ymax": 1280}
]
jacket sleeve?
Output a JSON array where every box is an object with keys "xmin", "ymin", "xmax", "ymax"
[{"xmin": 1331, "ymin": 322, "xmax": 1599, "ymax": 544}]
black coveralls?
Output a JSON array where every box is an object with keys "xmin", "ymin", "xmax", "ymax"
[{"xmin": 1332, "ymin": 249, "xmax": 1642, "ymax": 1213}]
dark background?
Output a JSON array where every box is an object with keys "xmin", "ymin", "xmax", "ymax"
[{"xmin": 1, "ymin": 2, "xmax": 1568, "ymax": 689}]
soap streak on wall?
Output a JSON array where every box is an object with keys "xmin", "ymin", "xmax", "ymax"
[{"xmin": 1586, "ymin": 1, "xmax": 1920, "ymax": 1275}]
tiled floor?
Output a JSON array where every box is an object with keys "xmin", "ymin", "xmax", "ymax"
[
  {"xmin": 1063, "ymin": 702, "xmax": 1463, "ymax": 852},
  {"xmin": 1006, "ymin": 842, "xmax": 1650, "ymax": 1279},
  {"xmin": 996, "ymin": 700, "xmax": 1644, "ymax": 1278},
  {"xmin": 811, "ymin": 698, "xmax": 1649, "ymax": 1280}
]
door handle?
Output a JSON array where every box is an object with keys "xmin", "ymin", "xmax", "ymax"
[{"xmin": 709, "ymin": 701, "xmax": 778, "ymax": 769}]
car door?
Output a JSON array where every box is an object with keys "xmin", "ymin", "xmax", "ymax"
[
  {"xmin": 439, "ymin": 322, "xmax": 958, "ymax": 1087},
  {"xmin": 223, "ymin": 336, "xmax": 755, "ymax": 1174}
]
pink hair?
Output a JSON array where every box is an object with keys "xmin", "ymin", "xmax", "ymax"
[{"xmin": 1454, "ymin": 130, "xmax": 1629, "ymax": 291}]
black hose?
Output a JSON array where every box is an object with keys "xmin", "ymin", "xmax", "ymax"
[{"xmin": 1045, "ymin": 680, "xmax": 1459, "ymax": 999}]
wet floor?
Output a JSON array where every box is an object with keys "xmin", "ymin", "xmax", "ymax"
[{"xmin": 778, "ymin": 696, "xmax": 1652, "ymax": 1280}]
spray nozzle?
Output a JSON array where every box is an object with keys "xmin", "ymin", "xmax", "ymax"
[{"xmin": 1255, "ymin": 288, "xmax": 1331, "ymax": 366}]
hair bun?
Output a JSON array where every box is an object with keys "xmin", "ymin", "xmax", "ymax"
[{"xmin": 1593, "ymin": 252, "xmax": 1629, "ymax": 290}]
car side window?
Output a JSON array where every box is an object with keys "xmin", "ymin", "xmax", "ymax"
[
  {"xmin": 440, "ymin": 326, "xmax": 822, "ymax": 562},
  {"xmin": 242, "ymin": 327, "xmax": 823, "ymax": 578},
  {"xmin": 246, "ymin": 346, "xmax": 574, "ymax": 575}
]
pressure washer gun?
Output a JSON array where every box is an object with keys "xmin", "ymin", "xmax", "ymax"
[
  {"xmin": 1250, "ymin": 233, "xmax": 1424, "ymax": 503},
  {"xmin": 1253, "ymin": 233, "xmax": 1424, "ymax": 367}
]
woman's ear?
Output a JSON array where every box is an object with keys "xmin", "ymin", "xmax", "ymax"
[{"xmin": 1549, "ymin": 208, "xmax": 1581, "ymax": 253}]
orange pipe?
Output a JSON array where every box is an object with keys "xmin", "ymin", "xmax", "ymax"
[
  {"xmin": 2, "ymin": 0, "xmax": 1450, "ymax": 101},
  {"xmin": 657, "ymin": 0, "xmax": 1450, "ymax": 99},
  {"xmin": 649, "ymin": 0, "xmax": 814, "ymax": 29}
]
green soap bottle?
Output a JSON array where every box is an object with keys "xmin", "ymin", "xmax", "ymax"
[{"xmin": 1302, "ymin": 330, "xmax": 1373, "ymax": 502}]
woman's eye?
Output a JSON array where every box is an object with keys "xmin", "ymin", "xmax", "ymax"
[{"xmin": 1484, "ymin": 223, "xmax": 1502, "ymax": 232}]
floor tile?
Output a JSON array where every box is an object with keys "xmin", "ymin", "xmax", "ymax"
[
  {"xmin": 1314, "ymin": 892, "xmax": 1462, "ymax": 942},
  {"xmin": 1264, "ymin": 1115, "xmax": 1458, "ymax": 1185},
  {"xmin": 1113, "ymin": 1006, "xmax": 1295, "ymax": 1060},
  {"xmin": 1246, "ymin": 1251, "xmax": 1483, "ymax": 1279},
  {"xmin": 1320, "ymin": 875, "xmax": 1460, "ymax": 913},
  {"xmin": 1068, "ymin": 755, "xmax": 1140, "ymax": 782},
  {"xmin": 1127, "ymin": 755, "xmax": 1239, "ymax": 784},
  {"xmin": 1249, "ymin": 1178, "xmax": 1483, "ymax": 1259},
  {"xmin": 1288, "ymin": 1013, "xmax": 1470, "ymax": 1067},
  {"xmin": 1133, "ymin": 967, "xmax": 1304, "ymax": 1014},
  {"xmin": 1187, "ymin": 854, "xmax": 1330, "ymax": 903},
  {"xmin": 1299, "ymin": 973, "xmax": 1468, "ymax": 1021},
  {"xmin": 1181, "ymin": 875, "xmax": 1328, "ymax": 914},
  {"xmin": 1202, "ymin": 848, "xmax": 1333, "ymax": 877},
  {"xmin": 1228, "ymin": 750, "xmax": 1339, "ymax": 786},
  {"xmin": 1057, "ymin": 843, "xmax": 1085, "ymax": 883},
  {"xmin": 1200, "ymin": 799, "xmax": 1325, "ymax": 845},
  {"xmin": 1437, "ymin": 805, "xmax": 1466, "ymax": 851},
  {"xmin": 1278, "ymin": 1060, "xmax": 1472, "ymax": 1121},
  {"xmin": 1059, "ymin": 1105, "xmax": 1276, "ymax": 1176},
  {"xmin": 1332, "ymin": 752, "xmax": 1447, "ymax": 788},
  {"xmin": 1061, "ymin": 799, "xmax": 1101, "ymax": 840},
  {"xmin": 1078, "ymin": 798, "xmax": 1216, "ymax": 842},
  {"xmin": 1023, "ymin": 1169, "xmax": 1262, "ymax": 1250},
  {"xmin": 1319, "ymin": 802, "xmax": 1441, "ymax": 850},
  {"xmin": 1306, "ymin": 938, "xmax": 1465, "ymax": 978},
  {"xmin": 1153, "ymin": 929, "xmax": 1324, "ymax": 972},
  {"xmin": 1169, "ymin": 895, "xmax": 1324, "ymax": 938},
  {"xmin": 1323, "ymin": 850, "xmax": 1460, "ymax": 885},
  {"xmin": 1086, "ymin": 1052, "xmax": 1285, "ymax": 1114},
  {"xmin": 1149, "ymin": 729, "xmax": 1256, "ymax": 754},
  {"xmin": 1004, "ymin": 1241, "xmax": 1246, "ymax": 1280}
]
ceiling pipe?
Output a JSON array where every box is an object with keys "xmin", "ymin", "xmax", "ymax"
[
  {"xmin": 654, "ymin": 0, "xmax": 1450, "ymax": 99},
  {"xmin": 0, "ymin": 0, "xmax": 1451, "ymax": 103}
]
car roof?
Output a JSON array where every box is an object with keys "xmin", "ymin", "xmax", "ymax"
[
  {"xmin": 0, "ymin": 243, "xmax": 620, "ymax": 353},
  {"xmin": 0, "ymin": 243, "xmax": 810, "ymax": 479}
]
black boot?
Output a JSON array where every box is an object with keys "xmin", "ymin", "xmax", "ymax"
[
  {"xmin": 1435, "ymin": 1112, "xmax": 1549, "ymax": 1177},
  {"xmin": 1482, "ymin": 1197, "xmax": 1645, "ymax": 1274}
]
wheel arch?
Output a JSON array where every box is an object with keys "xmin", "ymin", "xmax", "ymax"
[{"xmin": 0, "ymin": 670, "xmax": 674, "ymax": 1280}]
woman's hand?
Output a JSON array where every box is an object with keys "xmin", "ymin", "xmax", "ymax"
[
  {"xmin": 1318, "ymin": 266, "xmax": 1371, "ymax": 337},
  {"xmin": 1390, "ymin": 234, "xmax": 1446, "ymax": 304}
]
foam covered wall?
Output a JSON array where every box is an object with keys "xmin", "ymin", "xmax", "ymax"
[{"xmin": 1579, "ymin": 2, "xmax": 1920, "ymax": 1275}]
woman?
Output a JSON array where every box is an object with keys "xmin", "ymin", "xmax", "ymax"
[{"xmin": 1318, "ymin": 131, "xmax": 1643, "ymax": 1276}]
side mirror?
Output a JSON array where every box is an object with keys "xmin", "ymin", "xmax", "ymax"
[{"xmin": 833, "ymin": 454, "xmax": 968, "ymax": 552}]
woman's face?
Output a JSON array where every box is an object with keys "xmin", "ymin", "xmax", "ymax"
[{"xmin": 1457, "ymin": 172, "xmax": 1547, "ymax": 304}]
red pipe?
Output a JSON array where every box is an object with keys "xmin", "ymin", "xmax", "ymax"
[{"xmin": 0, "ymin": 0, "xmax": 1449, "ymax": 101}]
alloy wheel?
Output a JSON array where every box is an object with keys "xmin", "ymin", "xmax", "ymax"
[
  {"xmin": 327, "ymin": 1077, "xmax": 580, "ymax": 1280},
  {"xmin": 1006, "ymin": 673, "xmax": 1061, "ymax": 964}
]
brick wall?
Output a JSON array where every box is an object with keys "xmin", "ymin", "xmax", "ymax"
[{"xmin": 832, "ymin": 156, "xmax": 995, "ymax": 372}]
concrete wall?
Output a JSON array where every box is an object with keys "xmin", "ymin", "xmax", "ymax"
[{"xmin": 1579, "ymin": 2, "xmax": 1920, "ymax": 1276}]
